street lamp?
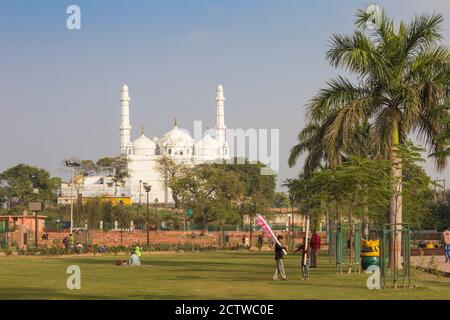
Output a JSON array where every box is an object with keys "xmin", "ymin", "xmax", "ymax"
[
  {"xmin": 155, "ymin": 198, "xmax": 159, "ymax": 234},
  {"xmin": 143, "ymin": 183, "xmax": 152, "ymax": 246},
  {"xmin": 136, "ymin": 180, "xmax": 143, "ymax": 230},
  {"xmin": 65, "ymin": 160, "xmax": 81, "ymax": 234},
  {"xmin": 119, "ymin": 200, "xmax": 124, "ymax": 244}
]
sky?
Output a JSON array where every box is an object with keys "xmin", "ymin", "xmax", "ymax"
[{"xmin": 0, "ymin": 0, "xmax": 449, "ymax": 189}]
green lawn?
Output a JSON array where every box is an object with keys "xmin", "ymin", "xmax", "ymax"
[{"xmin": 0, "ymin": 251, "xmax": 448, "ymax": 299}]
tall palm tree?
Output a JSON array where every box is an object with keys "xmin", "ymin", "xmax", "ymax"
[{"xmin": 291, "ymin": 8, "xmax": 450, "ymax": 266}]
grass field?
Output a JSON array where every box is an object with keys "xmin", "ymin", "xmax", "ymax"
[{"xmin": 0, "ymin": 251, "xmax": 449, "ymax": 299}]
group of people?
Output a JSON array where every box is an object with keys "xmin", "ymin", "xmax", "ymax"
[
  {"xmin": 273, "ymin": 232, "xmax": 321, "ymax": 281},
  {"xmin": 117, "ymin": 242, "xmax": 143, "ymax": 266}
]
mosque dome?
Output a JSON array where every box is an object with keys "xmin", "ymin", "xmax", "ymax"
[
  {"xmin": 159, "ymin": 126, "xmax": 194, "ymax": 148},
  {"xmin": 132, "ymin": 134, "xmax": 156, "ymax": 156}
]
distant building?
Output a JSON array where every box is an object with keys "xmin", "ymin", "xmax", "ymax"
[
  {"xmin": 58, "ymin": 84, "xmax": 230, "ymax": 205},
  {"xmin": 0, "ymin": 213, "xmax": 46, "ymax": 234}
]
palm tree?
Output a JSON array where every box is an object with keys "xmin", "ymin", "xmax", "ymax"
[{"xmin": 291, "ymin": 8, "xmax": 450, "ymax": 266}]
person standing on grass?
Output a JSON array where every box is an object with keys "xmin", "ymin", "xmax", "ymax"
[
  {"xmin": 273, "ymin": 235, "xmax": 287, "ymax": 280},
  {"xmin": 442, "ymin": 226, "xmax": 450, "ymax": 263},
  {"xmin": 310, "ymin": 231, "xmax": 321, "ymax": 268}
]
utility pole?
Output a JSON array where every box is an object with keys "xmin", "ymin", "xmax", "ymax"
[
  {"xmin": 143, "ymin": 183, "xmax": 152, "ymax": 246},
  {"xmin": 30, "ymin": 172, "xmax": 40, "ymax": 252},
  {"xmin": 65, "ymin": 160, "xmax": 80, "ymax": 234},
  {"xmin": 136, "ymin": 180, "xmax": 142, "ymax": 230},
  {"xmin": 434, "ymin": 179, "xmax": 446, "ymax": 203},
  {"xmin": 119, "ymin": 200, "xmax": 124, "ymax": 244},
  {"xmin": 155, "ymin": 198, "xmax": 159, "ymax": 235}
]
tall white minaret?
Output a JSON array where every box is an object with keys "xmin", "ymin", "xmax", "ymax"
[
  {"xmin": 216, "ymin": 84, "xmax": 226, "ymax": 148},
  {"xmin": 120, "ymin": 84, "xmax": 132, "ymax": 155}
]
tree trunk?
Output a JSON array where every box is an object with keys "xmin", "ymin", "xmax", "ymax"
[
  {"xmin": 201, "ymin": 214, "xmax": 209, "ymax": 236},
  {"xmin": 388, "ymin": 122, "xmax": 403, "ymax": 271},
  {"xmin": 348, "ymin": 208, "xmax": 353, "ymax": 274}
]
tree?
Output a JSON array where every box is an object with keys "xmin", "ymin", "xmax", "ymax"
[
  {"xmin": 290, "ymin": 7, "xmax": 450, "ymax": 266},
  {"xmin": 286, "ymin": 157, "xmax": 392, "ymax": 272},
  {"xmin": 156, "ymin": 156, "xmax": 186, "ymax": 209},
  {"xmin": 78, "ymin": 160, "xmax": 97, "ymax": 177},
  {"xmin": 219, "ymin": 159, "xmax": 276, "ymax": 246},
  {"xmin": 427, "ymin": 202, "xmax": 450, "ymax": 230},
  {"xmin": 176, "ymin": 164, "xmax": 243, "ymax": 235},
  {"xmin": 0, "ymin": 164, "xmax": 61, "ymax": 208},
  {"xmin": 402, "ymin": 162, "xmax": 434, "ymax": 229},
  {"xmin": 274, "ymin": 192, "xmax": 290, "ymax": 209}
]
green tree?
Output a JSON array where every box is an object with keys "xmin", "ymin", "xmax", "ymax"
[
  {"xmin": 219, "ymin": 159, "xmax": 276, "ymax": 246},
  {"xmin": 426, "ymin": 202, "xmax": 450, "ymax": 230},
  {"xmin": 0, "ymin": 164, "xmax": 61, "ymax": 208},
  {"xmin": 177, "ymin": 164, "xmax": 243, "ymax": 235},
  {"xmin": 290, "ymin": 8, "xmax": 450, "ymax": 265},
  {"xmin": 287, "ymin": 157, "xmax": 392, "ymax": 272},
  {"xmin": 96, "ymin": 156, "xmax": 129, "ymax": 196},
  {"xmin": 274, "ymin": 192, "xmax": 290, "ymax": 209},
  {"xmin": 156, "ymin": 156, "xmax": 186, "ymax": 208}
]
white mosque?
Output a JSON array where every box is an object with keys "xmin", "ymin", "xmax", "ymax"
[{"xmin": 60, "ymin": 84, "xmax": 230, "ymax": 205}]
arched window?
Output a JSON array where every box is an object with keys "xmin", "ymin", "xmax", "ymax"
[
  {"xmin": 180, "ymin": 151, "xmax": 184, "ymax": 156},
  {"xmin": 168, "ymin": 148, "xmax": 172, "ymax": 155}
]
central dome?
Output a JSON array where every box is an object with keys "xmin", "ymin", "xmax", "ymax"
[{"xmin": 159, "ymin": 126, "xmax": 194, "ymax": 147}]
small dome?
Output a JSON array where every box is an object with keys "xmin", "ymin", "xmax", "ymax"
[
  {"xmin": 132, "ymin": 134, "xmax": 156, "ymax": 156},
  {"xmin": 152, "ymin": 136, "xmax": 159, "ymax": 143},
  {"xmin": 159, "ymin": 126, "xmax": 194, "ymax": 147}
]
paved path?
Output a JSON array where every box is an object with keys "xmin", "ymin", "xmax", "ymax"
[{"xmin": 411, "ymin": 255, "xmax": 450, "ymax": 275}]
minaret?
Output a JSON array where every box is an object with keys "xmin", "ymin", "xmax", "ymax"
[
  {"xmin": 215, "ymin": 84, "xmax": 226, "ymax": 148},
  {"xmin": 120, "ymin": 84, "xmax": 132, "ymax": 155}
]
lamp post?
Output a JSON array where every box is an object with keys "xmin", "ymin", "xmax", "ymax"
[
  {"xmin": 289, "ymin": 195, "xmax": 295, "ymax": 248},
  {"xmin": 136, "ymin": 180, "xmax": 142, "ymax": 230},
  {"xmin": 143, "ymin": 183, "xmax": 152, "ymax": 246},
  {"xmin": 119, "ymin": 200, "xmax": 124, "ymax": 244},
  {"xmin": 155, "ymin": 198, "xmax": 159, "ymax": 234},
  {"xmin": 65, "ymin": 160, "xmax": 80, "ymax": 234}
]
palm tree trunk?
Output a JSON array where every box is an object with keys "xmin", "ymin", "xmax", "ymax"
[{"xmin": 389, "ymin": 121, "xmax": 403, "ymax": 270}]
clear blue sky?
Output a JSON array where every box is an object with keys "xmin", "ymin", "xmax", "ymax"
[{"xmin": 0, "ymin": 0, "xmax": 449, "ymax": 188}]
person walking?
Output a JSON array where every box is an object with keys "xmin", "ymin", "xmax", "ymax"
[
  {"xmin": 273, "ymin": 235, "xmax": 287, "ymax": 280},
  {"xmin": 310, "ymin": 231, "xmax": 321, "ymax": 268},
  {"xmin": 442, "ymin": 226, "xmax": 450, "ymax": 263}
]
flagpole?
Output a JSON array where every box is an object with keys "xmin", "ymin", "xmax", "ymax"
[
  {"xmin": 256, "ymin": 214, "xmax": 287, "ymax": 255},
  {"xmin": 303, "ymin": 214, "xmax": 310, "ymax": 266}
]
